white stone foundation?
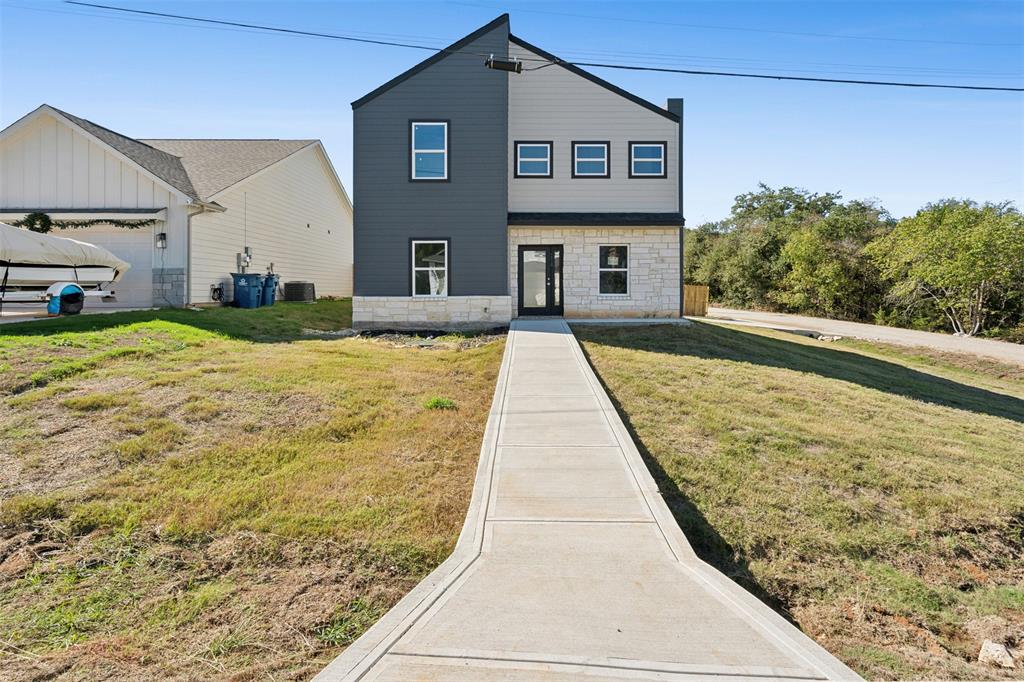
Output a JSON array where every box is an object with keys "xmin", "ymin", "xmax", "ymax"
[
  {"xmin": 509, "ymin": 227, "xmax": 680, "ymax": 318},
  {"xmin": 352, "ymin": 296, "xmax": 512, "ymax": 330}
]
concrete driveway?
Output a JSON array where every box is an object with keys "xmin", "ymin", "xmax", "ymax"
[
  {"xmin": 316, "ymin": 319, "xmax": 859, "ymax": 681},
  {"xmin": 706, "ymin": 307, "xmax": 1024, "ymax": 366}
]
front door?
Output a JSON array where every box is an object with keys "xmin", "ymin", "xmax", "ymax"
[{"xmin": 517, "ymin": 245, "xmax": 563, "ymax": 316}]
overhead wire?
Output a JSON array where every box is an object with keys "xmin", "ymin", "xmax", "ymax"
[{"xmin": 50, "ymin": 1, "xmax": 1024, "ymax": 92}]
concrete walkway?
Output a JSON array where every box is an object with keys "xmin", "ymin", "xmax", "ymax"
[
  {"xmin": 316, "ymin": 319, "xmax": 859, "ymax": 681},
  {"xmin": 707, "ymin": 307, "xmax": 1024, "ymax": 366}
]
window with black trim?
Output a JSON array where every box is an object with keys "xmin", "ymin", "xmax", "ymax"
[
  {"xmin": 572, "ymin": 141, "xmax": 610, "ymax": 178},
  {"xmin": 599, "ymin": 245, "xmax": 628, "ymax": 295},
  {"xmin": 629, "ymin": 142, "xmax": 666, "ymax": 178},
  {"xmin": 412, "ymin": 240, "xmax": 448, "ymax": 296},
  {"xmin": 411, "ymin": 122, "xmax": 448, "ymax": 180},
  {"xmin": 515, "ymin": 141, "xmax": 552, "ymax": 178}
]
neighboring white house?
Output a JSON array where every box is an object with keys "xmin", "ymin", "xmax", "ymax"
[{"xmin": 0, "ymin": 104, "xmax": 352, "ymax": 307}]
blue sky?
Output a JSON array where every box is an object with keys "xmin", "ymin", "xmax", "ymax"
[{"xmin": 2, "ymin": 0, "xmax": 1022, "ymax": 223}]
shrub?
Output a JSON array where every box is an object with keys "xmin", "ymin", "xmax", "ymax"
[{"xmin": 423, "ymin": 396, "xmax": 456, "ymax": 410}]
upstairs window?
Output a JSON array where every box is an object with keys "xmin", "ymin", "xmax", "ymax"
[
  {"xmin": 515, "ymin": 141, "xmax": 552, "ymax": 178},
  {"xmin": 599, "ymin": 245, "xmax": 628, "ymax": 295},
  {"xmin": 411, "ymin": 122, "xmax": 448, "ymax": 180},
  {"xmin": 629, "ymin": 142, "xmax": 666, "ymax": 178},
  {"xmin": 412, "ymin": 240, "xmax": 448, "ymax": 296},
  {"xmin": 572, "ymin": 141, "xmax": 610, "ymax": 178}
]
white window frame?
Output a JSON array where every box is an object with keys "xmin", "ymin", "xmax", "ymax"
[
  {"xmin": 598, "ymin": 245, "xmax": 629, "ymax": 296},
  {"xmin": 629, "ymin": 142, "xmax": 666, "ymax": 178},
  {"xmin": 411, "ymin": 240, "xmax": 448, "ymax": 297},
  {"xmin": 411, "ymin": 121, "xmax": 448, "ymax": 181},
  {"xmin": 515, "ymin": 142, "xmax": 552, "ymax": 178},
  {"xmin": 572, "ymin": 142, "xmax": 610, "ymax": 178}
]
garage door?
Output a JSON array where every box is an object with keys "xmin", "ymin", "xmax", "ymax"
[{"xmin": 68, "ymin": 224, "xmax": 154, "ymax": 308}]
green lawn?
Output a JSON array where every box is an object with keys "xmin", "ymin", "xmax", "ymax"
[
  {"xmin": 0, "ymin": 300, "xmax": 503, "ymax": 680},
  {"xmin": 574, "ymin": 321, "xmax": 1024, "ymax": 681}
]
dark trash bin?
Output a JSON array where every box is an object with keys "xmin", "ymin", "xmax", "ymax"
[
  {"xmin": 231, "ymin": 273, "xmax": 264, "ymax": 308},
  {"xmin": 261, "ymin": 274, "xmax": 280, "ymax": 306}
]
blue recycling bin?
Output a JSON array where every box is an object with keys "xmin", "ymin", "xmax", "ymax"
[
  {"xmin": 261, "ymin": 274, "xmax": 280, "ymax": 306},
  {"xmin": 231, "ymin": 273, "xmax": 264, "ymax": 308}
]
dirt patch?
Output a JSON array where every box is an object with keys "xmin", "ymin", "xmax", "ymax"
[
  {"xmin": 1, "ymin": 371, "xmax": 330, "ymax": 499},
  {"xmin": 0, "ymin": 528, "xmax": 420, "ymax": 681},
  {"xmin": 360, "ymin": 330, "xmax": 507, "ymax": 350}
]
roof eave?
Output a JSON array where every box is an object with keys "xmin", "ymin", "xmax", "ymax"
[
  {"xmin": 351, "ymin": 14, "xmax": 510, "ymax": 110},
  {"xmin": 508, "ymin": 34, "xmax": 679, "ymax": 123},
  {"xmin": 27, "ymin": 105, "xmax": 198, "ymax": 203}
]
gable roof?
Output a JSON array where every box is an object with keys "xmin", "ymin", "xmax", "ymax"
[
  {"xmin": 139, "ymin": 139, "xmax": 316, "ymax": 200},
  {"xmin": 352, "ymin": 14, "xmax": 510, "ymax": 109},
  {"xmin": 508, "ymin": 35, "xmax": 678, "ymax": 122},
  {"xmin": 1, "ymin": 105, "xmax": 333, "ymax": 204},
  {"xmin": 349, "ymin": 14, "xmax": 677, "ymax": 123},
  {"xmin": 47, "ymin": 106, "xmax": 201, "ymax": 200}
]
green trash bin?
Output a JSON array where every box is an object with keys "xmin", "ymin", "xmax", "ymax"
[{"xmin": 231, "ymin": 273, "xmax": 264, "ymax": 308}]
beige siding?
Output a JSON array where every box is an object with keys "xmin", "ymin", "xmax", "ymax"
[
  {"xmin": 189, "ymin": 145, "xmax": 353, "ymax": 303},
  {"xmin": 508, "ymin": 42, "xmax": 679, "ymax": 213},
  {"xmin": 0, "ymin": 112, "xmax": 177, "ymax": 212},
  {"xmin": 0, "ymin": 110, "xmax": 190, "ymax": 307}
]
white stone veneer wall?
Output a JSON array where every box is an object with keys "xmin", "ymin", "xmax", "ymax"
[
  {"xmin": 509, "ymin": 227, "xmax": 680, "ymax": 318},
  {"xmin": 352, "ymin": 296, "xmax": 512, "ymax": 330}
]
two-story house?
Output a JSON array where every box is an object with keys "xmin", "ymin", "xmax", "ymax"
[{"xmin": 352, "ymin": 14, "xmax": 683, "ymax": 329}]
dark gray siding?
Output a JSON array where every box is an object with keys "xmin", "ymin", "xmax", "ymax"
[{"xmin": 353, "ymin": 21, "xmax": 509, "ymax": 296}]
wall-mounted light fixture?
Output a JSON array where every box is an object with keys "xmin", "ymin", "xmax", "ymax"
[
  {"xmin": 156, "ymin": 232, "xmax": 167, "ymax": 249},
  {"xmin": 485, "ymin": 54, "xmax": 522, "ymax": 73}
]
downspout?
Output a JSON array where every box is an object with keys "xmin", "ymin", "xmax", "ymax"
[
  {"xmin": 185, "ymin": 200, "xmax": 226, "ymax": 306},
  {"xmin": 668, "ymin": 98, "xmax": 685, "ymax": 317}
]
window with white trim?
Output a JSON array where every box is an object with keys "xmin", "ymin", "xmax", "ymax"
[
  {"xmin": 515, "ymin": 142, "xmax": 552, "ymax": 177},
  {"xmin": 599, "ymin": 245, "xmax": 628, "ymax": 295},
  {"xmin": 412, "ymin": 240, "xmax": 448, "ymax": 296},
  {"xmin": 411, "ymin": 122, "xmax": 448, "ymax": 180},
  {"xmin": 573, "ymin": 142, "xmax": 610, "ymax": 178},
  {"xmin": 630, "ymin": 142, "xmax": 666, "ymax": 178}
]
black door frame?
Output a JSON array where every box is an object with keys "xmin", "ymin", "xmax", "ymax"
[{"xmin": 517, "ymin": 245, "xmax": 564, "ymax": 316}]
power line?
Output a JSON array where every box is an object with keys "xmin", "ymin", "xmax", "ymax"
[
  {"xmin": 61, "ymin": 1, "xmax": 544, "ymax": 60},
  {"xmin": 450, "ymin": 0, "xmax": 1024, "ymax": 48},
  {"xmin": 566, "ymin": 60, "xmax": 1024, "ymax": 92},
  {"xmin": 62, "ymin": 1, "xmax": 1024, "ymax": 92},
  {"xmin": 13, "ymin": 2, "xmax": 1013, "ymax": 80}
]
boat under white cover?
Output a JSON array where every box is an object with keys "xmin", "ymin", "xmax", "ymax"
[{"xmin": 0, "ymin": 222, "xmax": 130, "ymax": 288}]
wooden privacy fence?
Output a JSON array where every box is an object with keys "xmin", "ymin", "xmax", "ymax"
[{"xmin": 683, "ymin": 284, "xmax": 709, "ymax": 317}]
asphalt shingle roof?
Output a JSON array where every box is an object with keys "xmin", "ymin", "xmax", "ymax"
[
  {"xmin": 50, "ymin": 106, "xmax": 200, "ymax": 200},
  {"xmin": 47, "ymin": 106, "xmax": 315, "ymax": 202},
  {"xmin": 140, "ymin": 139, "xmax": 315, "ymax": 200}
]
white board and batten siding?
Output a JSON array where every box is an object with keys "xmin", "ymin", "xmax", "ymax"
[
  {"xmin": 0, "ymin": 111, "xmax": 190, "ymax": 307},
  {"xmin": 189, "ymin": 144, "xmax": 353, "ymax": 303},
  {"xmin": 507, "ymin": 41, "xmax": 678, "ymax": 213}
]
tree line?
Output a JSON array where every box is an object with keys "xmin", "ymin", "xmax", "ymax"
[{"xmin": 684, "ymin": 185, "xmax": 1024, "ymax": 340}]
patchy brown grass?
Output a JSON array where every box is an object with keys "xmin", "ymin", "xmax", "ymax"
[
  {"xmin": 574, "ymin": 321, "xmax": 1024, "ymax": 681},
  {"xmin": 0, "ymin": 302, "xmax": 504, "ymax": 680}
]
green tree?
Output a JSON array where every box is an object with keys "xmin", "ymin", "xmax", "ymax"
[
  {"xmin": 866, "ymin": 200, "xmax": 1024, "ymax": 336},
  {"xmin": 774, "ymin": 200, "xmax": 893, "ymax": 319}
]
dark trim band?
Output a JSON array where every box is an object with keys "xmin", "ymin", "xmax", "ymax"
[{"xmin": 508, "ymin": 212, "xmax": 683, "ymax": 226}]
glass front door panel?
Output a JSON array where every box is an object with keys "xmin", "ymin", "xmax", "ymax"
[
  {"xmin": 552, "ymin": 249, "xmax": 561, "ymax": 307},
  {"xmin": 522, "ymin": 249, "xmax": 548, "ymax": 310}
]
